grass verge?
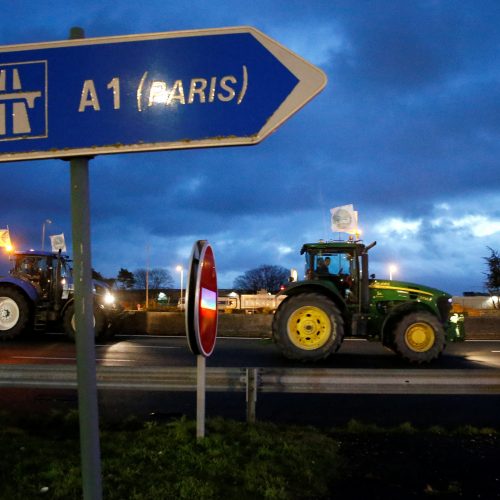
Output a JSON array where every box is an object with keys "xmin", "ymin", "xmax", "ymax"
[{"xmin": 0, "ymin": 411, "xmax": 499, "ymax": 499}]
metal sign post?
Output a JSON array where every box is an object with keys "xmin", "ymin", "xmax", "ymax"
[
  {"xmin": 67, "ymin": 25, "xmax": 102, "ymax": 500},
  {"xmin": 70, "ymin": 155, "xmax": 102, "ymax": 500},
  {"xmin": 196, "ymin": 355, "xmax": 206, "ymax": 438},
  {"xmin": 185, "ymin": 240, "xmax": 218, "ymax": 438}
]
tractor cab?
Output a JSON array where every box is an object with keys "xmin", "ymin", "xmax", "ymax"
[
  {"xmin": 303, "ymin": 243, "xmax": 358, "ymax": 294},
  {"xmin": 300, "ymin": 240, "xmax": 374, "ymax": 308},
  {"xmin": 10, "ymin": 251, "xmax": 69, "ymax": 300}
]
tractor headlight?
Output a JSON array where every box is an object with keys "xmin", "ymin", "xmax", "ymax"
[{"xmin": 104, "ymin": 292, "xmax": 115, "ymax": 305}]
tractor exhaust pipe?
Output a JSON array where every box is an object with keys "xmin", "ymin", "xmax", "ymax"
[{"xmin": 360, "ymin": 242, "xmax": 375, "ymax": 313}]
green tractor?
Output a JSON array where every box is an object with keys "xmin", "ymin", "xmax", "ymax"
[{"xmin": 272, "ymin": 240, "xmax": 463, "ymax": 364}]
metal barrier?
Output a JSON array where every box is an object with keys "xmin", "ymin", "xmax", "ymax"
[
  {"xmin": 1, "ymin": 365, "xmax": 500, "ymax": 421},
  {"xmin": 258, "ymin": 367, "xmax": 500, "ymax": 395},
  {"xmin": 2, "ymin": 365, "xmax": 500, "ymax": 394},
  {"xmin": 2, "ymin": 364, "xmax": 500, "ymax": 394}
]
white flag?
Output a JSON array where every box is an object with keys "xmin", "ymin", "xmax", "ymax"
[
  {"xmin": 0, "ymin": 228, "xmax": 11, "ymax": 248},
  {"xmin": 330, "ymin": 205, "xmax": 358, "ymax": 234},
  {"xmin": 50, "ymin": 233, "xmax": 66, "ymax": 252}
]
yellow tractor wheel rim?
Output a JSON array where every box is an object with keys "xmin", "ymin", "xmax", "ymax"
[
  {"xmin": 287, "ymin": 306, "xmax": 332, "ymax": 350},
  {"xmin": 404, "ymin": 322, "xmax": 435, "ymax": 352}
]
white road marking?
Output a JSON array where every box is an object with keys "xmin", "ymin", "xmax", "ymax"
[
  {"xmin": 12, "ymin": 356, "xmax": 75, "ymax": 361},
  {"xmin": 12, "ymin": 356, "xmax": 135, "ymax": 362},
  {"xmin": 96, "ymin": 344, "xmax": 182, "ymax": 349}
]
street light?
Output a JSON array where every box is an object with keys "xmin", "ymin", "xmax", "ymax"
[
  {"xmin": 389, "ymin": 264, "xmax": 398, "ymax": 281},
  {"xmin": 176, "ymin": 265, "xmax": 184, "ymax": 309},
  {"xmin": 41, "ymin": 219, "xmax": 52, "ymax": 251},
  {"xmin": 145, "ymin": 244, "xmax": 150, "ymax": 310}
]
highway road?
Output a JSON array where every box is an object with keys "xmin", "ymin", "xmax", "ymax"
[
  {"xmin": 1, "ymin": 334, "xmax": 500, "ymax": 427},
  {"xmin": 2, "ymin": 334, "xmax": 500, "ymax": 369}
]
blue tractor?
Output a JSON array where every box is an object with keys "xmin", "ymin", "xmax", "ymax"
[{"xmin": 0, "ymin": 250, "xmax": 121, "ymax": 341}]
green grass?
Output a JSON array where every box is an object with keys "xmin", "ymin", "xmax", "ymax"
[
  {"xmin": 0, "ymin": 412, "xmax": 339, "ymax": 499},
  {"xmin": 0, "ymin": 411, "xmax": 499, "ymax": 499}
]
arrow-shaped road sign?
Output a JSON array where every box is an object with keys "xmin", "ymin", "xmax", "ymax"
[{"xmin": 0, "ymin": 26, "xmax": 327, "ymax": 162}]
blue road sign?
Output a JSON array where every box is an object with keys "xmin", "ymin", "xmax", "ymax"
[{"xmin": 0, "ymin": 26, "xmax": 327, "ymax": 162}]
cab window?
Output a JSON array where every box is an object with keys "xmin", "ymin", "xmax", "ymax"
[
  {"xmin": 15, "ymin": 256, "xmax": 48, "ymax": 277},
  {"xmin": 314, "ymin": 253, "xmax": 352, "ymax": 275}
]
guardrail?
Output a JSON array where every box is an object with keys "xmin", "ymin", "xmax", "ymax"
[
  {"xmin": 0, "ymin": 365, "xmax": 245, "ymax": 391},
  {"xmin": 0, "ymin": 365, "xmax": 500, "ymax": 395},
  {"xmin": 2, "ymin": 365, "xmax": 500, "ymax": 421},
  {"xmin": 2, "ymin": 365, "xmax": 500, "ymax": 394}
]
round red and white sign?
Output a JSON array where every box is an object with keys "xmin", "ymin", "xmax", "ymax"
[{"xmin": 185, "ymin": 240, "xmax": 218, "ymax": 357}]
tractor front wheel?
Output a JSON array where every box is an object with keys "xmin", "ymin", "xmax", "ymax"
[
  {"xmin": 0, "ymin": 288, "xmax": 30, "ymax": 340},
  {"xmin": 272, "ymin": 293, "xmax": 344, "ymax": 361},
  {"xmin": 392, "ymin": 312, "xmax": 446, "ymax": 364},
  {"xmin": 63, "ymin": 303, "xmax": 107, "ymax": 342}
]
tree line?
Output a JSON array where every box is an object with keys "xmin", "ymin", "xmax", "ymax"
[
  {"xmin": 113, "ymin": 268, "xmax": 174, "ymax": 290},
  {"xmin": 96, "ymin": 264, "xmax": 290, "ymax": 294}
]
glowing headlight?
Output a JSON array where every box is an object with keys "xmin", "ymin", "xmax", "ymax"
[{"xmin": 104, "ymin": 292, "xmax": 115, "ymax": 305}]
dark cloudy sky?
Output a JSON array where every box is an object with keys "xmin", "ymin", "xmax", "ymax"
[{"xmin": 1, "ymin": 0, "xmax": 499, "ymax": 296}]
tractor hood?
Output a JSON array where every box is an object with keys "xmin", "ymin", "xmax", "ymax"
[
  {"xmin": 369, "ymin": 279, "xmax": 451, "ymax": 300},
  {"xmin": 369, "ymin": 279, "xmax": 453, "ymax": 326}
]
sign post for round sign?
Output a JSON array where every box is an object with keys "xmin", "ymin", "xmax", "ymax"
[{"xmin": 185, "ymin": 240, "xmax": 218, "ymax": 438}]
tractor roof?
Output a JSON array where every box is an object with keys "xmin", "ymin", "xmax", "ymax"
[
  {"xmin": 300, "ymin": 241, "xmax": 366, "ymax": 254},
  {"xmin": 14, "ymin": 250, "xmax": 70, "ymax": 259}
]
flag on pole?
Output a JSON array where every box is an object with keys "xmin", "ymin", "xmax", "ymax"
[
  {"xmin": 50, "ymin": 233, "xmax": 66, "ymax": 252},
  {"xmin": 330, "ymin": 204, "xmax": 358, "ymax": 234},
  {"xmin": 0, "ymin": 228, "xmax": 11, "ymax": 249}
]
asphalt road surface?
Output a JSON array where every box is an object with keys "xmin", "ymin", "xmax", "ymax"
[
  {"xmin": 1, "ymin": 334, "xmax": 500, "ymax": 427},
  {"xmin": 2, "ymin": 333, "xmax": 500, "ymax": 369}
]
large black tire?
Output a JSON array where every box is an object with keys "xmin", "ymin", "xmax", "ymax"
[
  {"xmin": 392, "ymin": 311, "xmax": 446, "ymax": 364},
  {"xmin": 272, "ymin": 293, "xmax": 344, "ymax": 361},
  {"xmin": 0, "ymin": 288, "xmax": 30, "ymax": 340},
  {"xmin": 63, "ymin": 303, "xmax": 107, "ymax": 342}
]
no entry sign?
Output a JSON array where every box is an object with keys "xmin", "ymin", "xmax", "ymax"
[{"xmin": 185, "ymin": 240, "xmax": 218, "ymax": 357}]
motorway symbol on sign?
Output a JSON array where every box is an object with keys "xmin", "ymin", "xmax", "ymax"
[
  {"xmin": 0, "ymin": 26, "xmax": 327, "ymax": 162},
  {"xmin": 185, "ymin": 240, "xmax": 218, "ymax": 357}
]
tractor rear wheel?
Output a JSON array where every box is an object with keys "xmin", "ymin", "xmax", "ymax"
[
  {"xmin": 272, "ymin": 293, "xmax": 344, "ymax": 361},
  {"xmin": 392, "ymin": 312, "xmax": 446, "ymax": 364},
  {"xmin": 63, "ymin": 303, "xmax": 106, "ymax": 342},
  {"xmin": 0, "ymin": 288, "xmax": 30, "ymax": 340}
]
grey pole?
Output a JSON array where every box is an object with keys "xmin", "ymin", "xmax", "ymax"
[
  {"xmin": 68, "ymin": 25, "xmax": 102, "ymax": 500},
  {"xmin": 196, "ymin": 355, "xmax": 206, "ymax": 439},
  {"xmin": 246, "ymin": 368, "xmax": 258, "ymax": 423},
  {"xmin": 70, "ymin": 156, "xmax": 102, "ymax": 500}
]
